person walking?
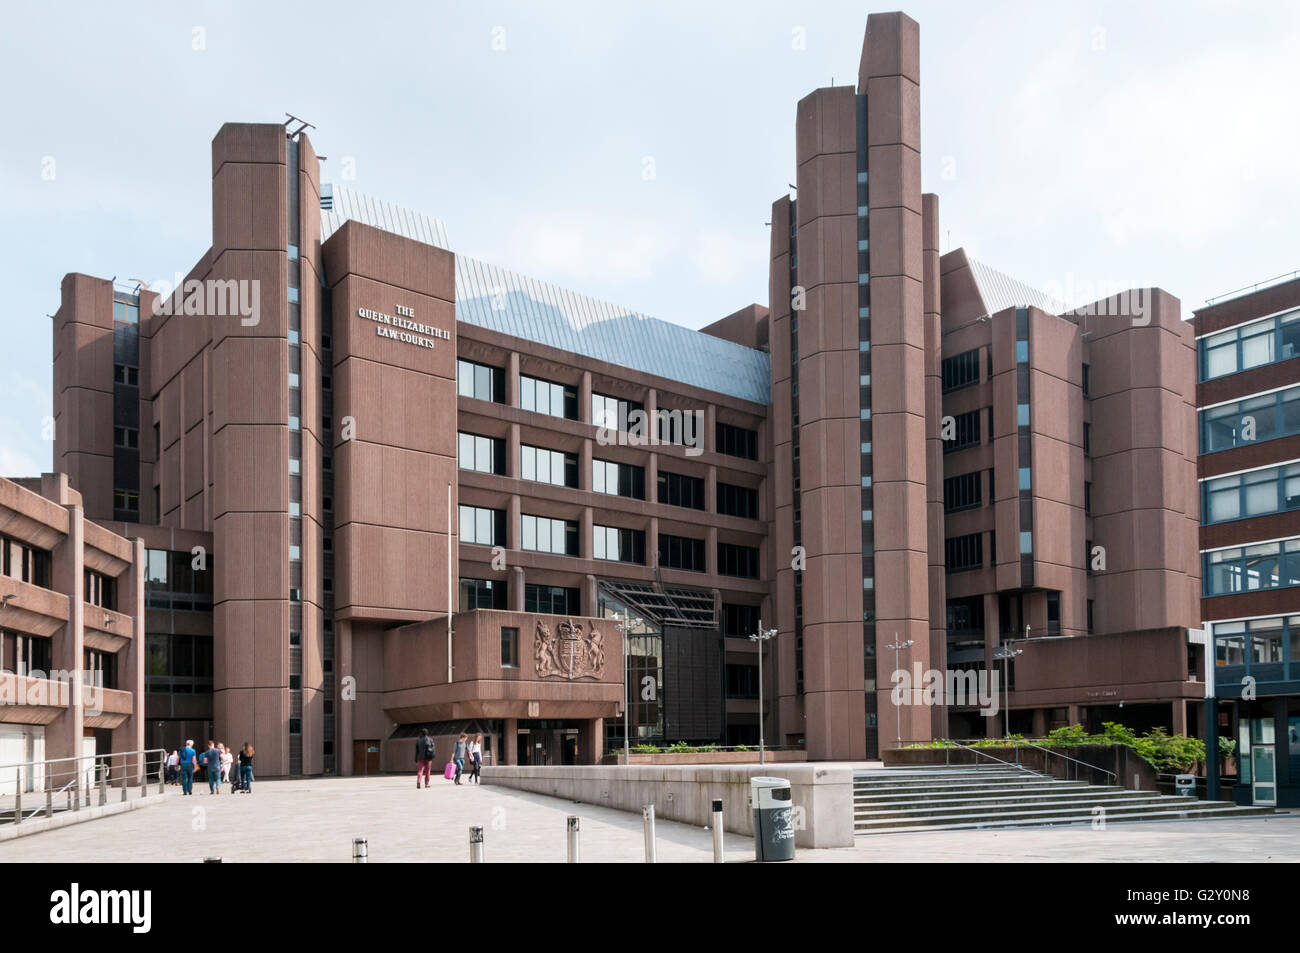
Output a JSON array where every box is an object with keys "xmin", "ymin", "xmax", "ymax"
[
  {"xmin": 178, "ymin": 740, "xmax": 197, "ymax": 796},
  {"xmin": 415, "ymin": 729, "xmax": 435, "ymax": 789},
  {"xmin": 203, "ymin": 741, "xmax": 222, "ymax": 794},
  {"xmin": 468, "ymin": 733, "xmax": 483, "ymax": 784},
  {"xmin": 165, "ymin": 749, "xmax": 180, "ymax": 785},
  {"xmin": 219, "ymin": 744, "xmax": 234, "ymax": 790},
  {"xmin": 238, "ymin": 743, "xmax": 254, "ymax": 794},
  {"xmin": 453, "ymin": 733, "xmax": 468, "ymax": 785}
]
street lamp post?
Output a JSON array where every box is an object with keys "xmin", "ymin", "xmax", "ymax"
[
  {"xmin": 993, "ymin": 642, "xmax": 1024, "ymax": 738},
  {"xmin": 749, "ymin": 620, "xmax": 777, "ymax": 764},
  {"xmin": 885, "ymin": 634, "xmax": 914, "ymax": 749},
  {"xmin": 615, "ymin": 612, "xmax": 642, "ymax": 767}
]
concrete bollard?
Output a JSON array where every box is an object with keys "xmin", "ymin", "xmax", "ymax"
[
  {"xmin": 642, "ymin": 805, "xmax": 657, "ymax": 863},
  {"xmin": 45, "ymin": 786, "xmax": 53, "ymax": 819},
  {"xmin": 711, "ymin": 798, "xmax": 724, "ymax": 863},
  {"xmin": 99, "ymin": 771, "xmax": 107, "ymax": 807},
  {"xmin": 13, "ymin": 768, "xmax": 21, "ymax": 825},
  {"xmin": 567, "ymin": 815, "xmax": 580, "ymax": 863},
  {"xmin": 203, "ymin": 857, "xmax": 222, "ymax": 863},
  {"xmin": 469, "ymin": 826, "xmax": 485, "ymax": 863},
  {"xmin": 352, "ymin": 838, "xmax": 368, "ymax": 863}
]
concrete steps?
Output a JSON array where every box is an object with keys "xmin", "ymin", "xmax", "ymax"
[{"xmin": 854, "ymin": 765, "xmax": 1273, "ymax": 834}]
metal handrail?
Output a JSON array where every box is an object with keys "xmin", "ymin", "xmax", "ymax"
[
  {"xmin": 2, "ymin": 747, "xmax": 167, "ymax": 826},
  {"xmin": 941, "ymin": 739, "xmax": 1038, "ymax": 775},
  {"xmin": 1014, "ymin": 740, "xmax": 1117, "ymax": 785}
]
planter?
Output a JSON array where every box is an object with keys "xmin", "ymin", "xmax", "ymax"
[
  {"xmin": 883, "ymin": 744, "xmax": 1159, "ymax": 790},
  {"xmin": 603, "ymin": 749, "xmax": 808, "ymax": 766}
]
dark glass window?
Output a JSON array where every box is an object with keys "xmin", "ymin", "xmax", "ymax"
[
  {"xmin": 521, "ymin": 445, "xmax": 579, "ymax": 488},
  {"xmin": 500, "ymin": 627, "xmax": 519, "ymax": 667},
  {"xmin": 941, "ymin": 349, "xmax": 980, "ymax": 392},
  {"xmin": 593, "ymin": 525, "xmax": 647, "ymax": 563},
  {"xmin": 658, "ymin": 471, "xmax": 705, "ymax": 510},
  {"xmin": 458, "ymin": 432, "xmax": 507, "ymax": 475},
  {"xmin": 725, "ymin": 664, "xmax": 759, "ymax": 698},
  {"xmin": 717, "ymin": 542, "xmax": 759, "ymax": 578},
  {"xmin": 521, "ymin": 514, "xmax": 580, "ymax": 556},
  {"xmin": 524, "ymin": 584, "xmax": 581, "ymax": 615},
  {"xmin": 943, "ymin": 409, "xmax": 982, "ymax": 453},
  {"xmin": 722, "ymin": 603, "xmax": 760, "ymax": 638},
  {"xmin": 945, "ymin": 533, "xmax": 984, "ymax": 572},
  {"xmin": 519, "ymin": 374, "xmax": 578, "ymax": 420},
  {"xmin": 943, "ymin": 472, "xmax": 982, "ymax": 512},
  {"xmin": 459, "ymin": 577, "xmax": 507, "ymax": 611},
  {"xmin": 716, "ymin": 422, "xmax": 758, "ymax": 460},
  {"xmin": 459, "ymin": 505, "xmax": 507, "ymax": 547},
  {"xmin": 592, "ymin": 393, "xmax": 644, "ymax": 432},
  {"xmin": 658, "ymin": 533, "xmax": 705, "ymax": 572},
  {"xmin": 717, "ymin": 482, "xmax": 759, "ymax": 519},
  {"xmin": 592, "ymin": 459, "xmax": 645, "ymax": 499}
]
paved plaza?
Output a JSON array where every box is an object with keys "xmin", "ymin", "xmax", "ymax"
[{"xmin": 0, "ymin": 774, "xmax": 1295, "ymax": 862}]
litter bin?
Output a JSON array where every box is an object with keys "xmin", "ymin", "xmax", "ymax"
[
  {"xmin": 1174, "ymin": 774, "xmax": 1196, "ymax": 797},
  {"xmin": 750, "ymin": 777, "xmax": 795, "ymax": 862}
]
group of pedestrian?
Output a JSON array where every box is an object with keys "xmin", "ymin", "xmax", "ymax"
[
  {"xmin": 415, "ymin": 730, "xmax": 482, "ymax": 787},
  {"xmin": 165, "ymin": 740, "xmax": 255, "ymax": 795}
]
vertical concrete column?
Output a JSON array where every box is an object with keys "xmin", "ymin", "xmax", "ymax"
[
  {"xmin": 1171, "ymin": 700, "xmax": 1186, "ymax": 735},
  {"xmin": 588, "ymin": 717, "xmax": 604, "ymax": 764},
  {"xmin": 507, "ymin": 422, "xmax": 521, "ymax": 479},
  {"xmin": 580, "ymin": 508, "xmax": 594, "ymax": 563},
  {"xmin": 580, "ymin": 438, "xmax": 593, "ymax": 491},
  {"xmin": 49, "ymin": 503, "xmax": 86, "ymax": 767},
  {"xmin": 645, "ymin": 388, "xmax": 658, "ymax": 438},
  {"xmin": 506, "ymin": 352, "xmax": 520, "ymax": 408},
  {"xmin": 706, "ymin": 526, "xmax": 718, "ymax": 576},
  {"xmin": 863, "ymin": 12, "xmax": 931, "ymax": 747},
  {"xmin": 583, "ymin": 573, "xmax": 598, "ymax": 619},
  {"xmin": 504, "ymin": 717, "xmax": 518, "ymax": 765},
  {"xmin": 984, "ymin": 592, "xmax": 1001, "ymax": 737},
  {"xmin": 645, "ymin": 451, "xmax": 659, "ymax": 499},
  {"xmin": 111, "ymin": 537, "xmax": 147, "ymax": 775},
  {"xmin": 510, "ymin": 566, "xmax": 525, "ymax": 612},
  {"xmin": 338, "ymin": 619, "xmax": 354, "ymax": 776},
  {"xmin": 579, "ymin": 370, "xmax": 592, "ymax": 424},
  {"xmin": 1031, "ymin": 708, "xmax": 1047, "ymax": 738},
  {"xmin": 507, "ymin": 495, "xmax": 521, "ymax": 551},
  {"xmin": 704, "ymin": 404, "xmax": 717, "ymax": 454},
  {"xmin": 705, "ymin": 466, "xmax": 717, "ymax": 514},
  {"xmin": 921, "ymin": 193, "xmax": 947, "ymax": 740}
]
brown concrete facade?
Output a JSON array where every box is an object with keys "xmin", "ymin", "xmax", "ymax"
[
  {"xmin": 0, "ymin": 474, "xmax": 145, "ymax": 772},
  {"xmin": 41, "ymin": 11, "xmax": 1208, "ymax": 770}
]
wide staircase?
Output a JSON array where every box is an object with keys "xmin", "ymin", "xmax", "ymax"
[{"xmin": 854, "ymin": 764, "xmax": 1273, "ymax": 835}]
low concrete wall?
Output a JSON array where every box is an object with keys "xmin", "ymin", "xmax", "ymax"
[
  {"xmin": 608, "ymin": 750, "xmax": 808, "ymax": 766},
  {"xmin": 484, "ymin": 764, "xmax": 854, "ymax": 848},
  {"xmin": 0, "ymin": 790, "xmax": 168, "ymax": 843}
]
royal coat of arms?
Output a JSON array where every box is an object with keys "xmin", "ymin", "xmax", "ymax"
[{"xmin": 535, "ymin": 619, "xmax": 605, "ymax": 680}]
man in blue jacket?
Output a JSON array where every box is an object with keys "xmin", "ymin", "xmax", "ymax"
[
  {"xmin": 202, "ymin": 741, "xmax": 222, "ymax": 794},
  {"xmin": 179, "ymin": 740, "xmax": 197, "ymax": 795}
]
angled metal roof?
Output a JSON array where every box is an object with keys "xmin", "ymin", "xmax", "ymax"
[
  {"xmin": 968, "ymin": 258, "xmax": 1064, "ymax": 316},
  {"xmin": 321, "ymin": 186, "xmax": 771, "ymax": 405}
]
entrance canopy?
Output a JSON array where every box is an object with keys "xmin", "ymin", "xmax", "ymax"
[{"xmin": 597, "ymin": 579, "xmax": 717, "ymax": 629}]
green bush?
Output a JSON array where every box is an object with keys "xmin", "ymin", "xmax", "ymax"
[
  {"xmin": 903, "ymin": 722, "xmax": 1207, "ymax": 773},
  {"xmin": 1134, "ymin": 727, "xmax": 1205, "ymax": 773},
  {"xmin": 735, "ymin": 744, "xmax": 750, "ymax": 752},
  {"xmin": 630, "ymin": 744, "xmax": 661, "ymax": 754},
  {"xmin": 1045, "ymin": 723, "xmax": 1090, "ymax": 746}
]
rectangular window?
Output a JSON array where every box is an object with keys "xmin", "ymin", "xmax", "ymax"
[
  {"xmin": 1200, "ymin": 385, "xmax": 1300, "ymax": 453},
  {"xmin": 717, "ymin": 542, "xmax": 759, "ymax": 578},
  {"xmin": 716, "ymin": 482, "xmax": 759, "ymax": 519},
  {"xmin": 591, "ymin": 393, "xmax": 644, "ymax": 432},
  {"xmin": 1019, "ymin": 531, "xmax": 1033, "ymax": 555},
  {"xmin": 459, "ymin": 505, "xmax": 506, "ymax": 547},
  {"xmin": 1082, "ymin": 364, "xmax": 1090, "ymax": 397},
  {"xmin": 113, "ymin": 364, "xmax": 139, "ymax": 386},
  {"xmin": 1203, "ymin": 538, "xmax": 1300, "ymax": 596},
  {"xmin": 592, "ymin": 459, "xmax": 646, "ymax": 499},
  {"xmin": 458, "ymin": 432, "xmax": 507, "ymax": 475},
  {"xmin": 941, "ymin": 349, "xmax": 981, "ymax": 393},
  {"xmin": 1198, "ymin": 309, "xmax": 1300, "ymax": 381},
  {"xmin": 457, "ymin": 358, "xmax": 506, "ymax": 403},
  {"xmin": 524, "ymin": 584, "xmax": 580, "ymax": 615},
  {"xmin": 459, "ymin": 577, "xmax": 507, "ymax": 611},
  {"xmin": 1017, "ymin": 403, "xmax": 1030, "ymax": 427},
  {"xmin": 716, "ymin": 422, "xmax": 758, "ymax": 460},
  {"xmin": 1202, "ymin": 462, "xmax": 1300, "ymax": 524},
  {"xmin": 943, "ymin": 472, "xmax": 982, "ymax": 512},
  {"xmin": 944, "ymin": 533, "xmax": 983, "ymax": 572},
  {"xmin": 658, "ymin": 471, "xmax": 706, "ymax": 510},
  {"xmin": 521, "ymin": 444, "xmax": 579, "ymax": 488},
  {"xmin": 1018, "ymin": 467, "xmax": 1032, "ymax": 491},
  {"xmin": 593, "ymin": 525, "xmax": 647, "ymax": 564},
  {"xmin": 521, "ymin": 514, "xmax": 579, "ymax": 556},
  {"xmin": 721, "ymin": 603, "xmax": 760, "ymax": 638},
  {"xmin": 658, "ymin": 533, "xmax": 705, "ymax": 571},
  {"xmin": 520, "ymin": 374, "xmax": 578, "ymax": 420},
  {"xmin": 943, "ymin": 409, "xmax": 982, "ymax": 453},
  {"xmin": 500, "ymin": 627, "xmax": 519, "ymax": 667},
  {"xmin": 1083, "ymin": 422, "xmax": 1091, "ymax": 457}
]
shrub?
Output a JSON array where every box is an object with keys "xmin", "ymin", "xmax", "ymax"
[
  {"xmin": 1045, "ymin": 724, "xmax": 1090, "ymax": 746},
  {"xmin": 630, "ymin": 744, "xmax": 661, "ymax": 754}
]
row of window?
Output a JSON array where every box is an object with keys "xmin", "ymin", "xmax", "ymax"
[
  {"xmin": 1199, "ymin": 308, "xmax": 1300, "ymax": 381},
  {"xmin": 1, "ymin": 534, "xmax": 52, "ymax": 589},
  {"xmin": 1202, "ymin": 462, "xmax": 1300, "ymax": 525},
  {"xmin": 458, "ymin": 359, "xmax": 758, "ymax": 459},
  {"xmin": 1201, "ymin": 385, "xmax": 1300, "ymax": 453},
  {"xmin": 1214, "ymin": 615, "xmax": 1296, "ymax": 668},
  {"xmin": 1203, "ymin": 538, "xmax": 1300, "ymax": 597}
]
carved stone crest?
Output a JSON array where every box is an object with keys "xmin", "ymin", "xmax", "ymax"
[{"xmin": 535, "ymin": 618, "xmax": 605, "ymax": 680}]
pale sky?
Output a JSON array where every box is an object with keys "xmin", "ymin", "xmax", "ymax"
[{"xmin": 2, "ymin": 0, "xmax": 1297, "ymax": 477}]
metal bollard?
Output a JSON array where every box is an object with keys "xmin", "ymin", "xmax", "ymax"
[
  {"xmin": 45, "ymin": 786, "xmax": 53, "ymax": 818},
  {"xmin": 99, "ymin": 771, "xmax": 108, "ymax": 807},
  {"xmin": 711, "ymin": 798, "xmax": 724, "ymax": 863},
  {"xmin": 13, "ymin": 768, "xmax": 21, "ymax": 825},
  {"xmin": 566, "ymin": 816, "xmax": 580, "ymax": 863},
  {"xmin": 203, "ymin": 856, "xmax": 222, "ymax": 863},
  {"xmin": 352, "ymin": 838, "xmax": 368, "ymax": 863},
  {"xmin": 642, "ymin": 805, "xmax": 657, "ymax": 863},
  {"xmin": 469, "ymin": 826, "xmax": 485, "ymax": 863}
]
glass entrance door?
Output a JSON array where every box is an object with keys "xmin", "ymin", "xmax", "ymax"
[{"xmin": 1251, "ymin": 718, "xmax": 1276, "ymax": 806}]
